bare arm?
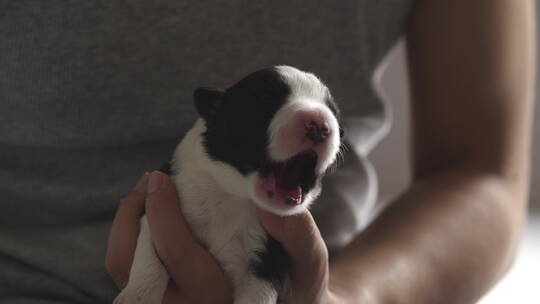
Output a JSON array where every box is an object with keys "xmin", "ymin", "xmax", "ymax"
[{"xmin": 329, "ymin": 0, "xmax": 536, "ymax": 303}]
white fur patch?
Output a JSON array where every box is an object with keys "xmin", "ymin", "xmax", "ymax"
[
  {"xmin": 267, "ymin": 100, "xmax": 340, "ymax": 172},
  {"xmin": 275, "ymin": 65, "xmax": 328, "ymax": 102},
  {"xmin": 113, "ymin": 217, "xmax": 169, "ymax": 304}
]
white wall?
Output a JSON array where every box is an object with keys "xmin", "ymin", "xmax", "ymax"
[
  {"xmin": 369, "ymin": 40, "xmax": 411, "ymax": 205},
  {"xmin": 371, "ymin": 39, "xmax": 539, "ymax": 208}
]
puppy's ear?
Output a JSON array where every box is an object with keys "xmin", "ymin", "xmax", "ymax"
[{"xmin": 194, "ymin": 87, "xmax": 223, "ymax": 121}]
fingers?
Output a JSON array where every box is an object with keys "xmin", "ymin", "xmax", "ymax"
[
  {"xmin": 162, "ymin": 280, "xmax": 184, "ymax": 304},
  {"xmin": 145, "ymin": 171, "xmax": 233, "ymax": 304},
  {"xmin": 258, "ymin": 209, "xmax": 330, "ymax": 302},
  {"xmin": 145, "ymin": 171, "xmax": 195, "ymax": 247},
  {"xmin": 105, "ymin": 173, "xmax": 149, "ymax": 289}
]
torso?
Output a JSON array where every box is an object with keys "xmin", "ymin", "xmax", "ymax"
[{"xmin": 0, "ymin": 1, "xmax": 415, "ymax": 302}]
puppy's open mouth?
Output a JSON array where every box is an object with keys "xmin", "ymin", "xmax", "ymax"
[{"xmin": 259, "ymin": 150, "xmax": 318, "ymax": 206}]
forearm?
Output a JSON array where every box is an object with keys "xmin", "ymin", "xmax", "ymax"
[{"xmin": 329, "ymin": 165, "xmax": 528, "ymax": 304}]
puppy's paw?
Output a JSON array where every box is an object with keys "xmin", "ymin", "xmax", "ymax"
[{"xmin": 113, "ymin": 286, "xmax": 163, "ymax": 304}]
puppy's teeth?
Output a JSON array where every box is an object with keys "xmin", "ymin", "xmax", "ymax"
[{"xmin": 285, "ymin": 197, "xmax": 298, "ymax": 205}]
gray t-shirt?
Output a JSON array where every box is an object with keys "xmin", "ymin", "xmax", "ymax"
[{"xmin": 0, "ymin": 1, "xmax": 414, "ymax": 303}]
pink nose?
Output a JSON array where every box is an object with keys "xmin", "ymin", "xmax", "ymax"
[{"xmin": 305, "ymin": 120, "xmax": 330, "ymax": 144}]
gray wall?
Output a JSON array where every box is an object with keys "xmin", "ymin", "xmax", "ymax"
[{"xmin": 371, "ymin": 35, "xmax": 539, "ymax": 208}]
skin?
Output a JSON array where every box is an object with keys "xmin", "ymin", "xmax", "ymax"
[{"xmin": 105, "ymin": 0, "xmax": 536, "ymax": 303}]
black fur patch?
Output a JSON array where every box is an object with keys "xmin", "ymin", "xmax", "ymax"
[
  {"xmin": 324, "ymin": 90, "xmax": 340, "ymax": 119},
  {"xmin": 158, "ymin": 161, "xmax": 172, "ymax": 175},
  {"xmin": 251, "ymin": 233, "xmax": 291, "ymax": 300},
  {"xmin": 193, "ymin": 87, "xmax": 224, "ymax": 121},
  {"xmin": 199, "ymin": 67, "xmax": 291, "ymax": 175},
  {"xmin": 324, "ymin": 91, "xmax": 345, "ymax": 139}
]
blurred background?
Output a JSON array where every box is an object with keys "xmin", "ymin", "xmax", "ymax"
[{"xmin": 372, "ymin": 6, "xmax": 539, "ymax": 304}]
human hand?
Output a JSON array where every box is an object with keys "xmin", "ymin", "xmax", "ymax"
[
  {"xmin": 105, "ymin": 171, "xmax": 233, "ymax": 304},
  {"xmin": 257, "ymin": 209, "xmax": 357, "ymax": 304}
]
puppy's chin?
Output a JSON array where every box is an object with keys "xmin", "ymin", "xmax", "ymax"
[
  {"xmin": 249, "ymin": 176, "xmax": 321, "ymax": 216},
  {"xmin": 250, "ymin": 194, "xmax": 311, "ymax": 216}
]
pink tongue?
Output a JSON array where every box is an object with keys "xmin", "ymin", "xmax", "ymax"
[{"xmin": 276, "ymin": 185, "xmax": 302, "ymax": 205}]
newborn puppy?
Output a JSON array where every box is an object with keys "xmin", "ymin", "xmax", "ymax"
[{"xmin": 114, "ymin": 66, "xmax": 342, "ymax": 304}]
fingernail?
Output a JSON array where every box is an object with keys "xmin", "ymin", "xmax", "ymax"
[
  {"xmin": 133, "ymin": 173, "xmax": 149, "ymax": 193},
  {"xmin": 147, "ymin": 171, "xmax": 163, "ymax": 194}
]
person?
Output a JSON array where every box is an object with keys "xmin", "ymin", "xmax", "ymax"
[{"xmin": 0, "ymin": 1, "xmax": 534, "ymax": 303}]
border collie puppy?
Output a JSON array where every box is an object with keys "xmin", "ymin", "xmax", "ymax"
[{"xmin": 114, "ymin": 66, "xmax": 343, "ymax": 304}]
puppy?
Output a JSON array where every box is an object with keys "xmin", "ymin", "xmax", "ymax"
[{"xmin": 114, "ymin": 66, "xmax": 342, "ymax": 304}]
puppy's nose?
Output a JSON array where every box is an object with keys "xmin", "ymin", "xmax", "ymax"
[{"xmin": 305, "ymin": 121, "xmax": 330, "ymax": 144}]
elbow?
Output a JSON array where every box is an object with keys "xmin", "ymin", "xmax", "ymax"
[
  {"xmin": 467, "ymin": 170, "xmax": 529, "ymax": 285},
  {"xmin": 423, "ymin": 164, "xmax": 529, "ymax": 291}
]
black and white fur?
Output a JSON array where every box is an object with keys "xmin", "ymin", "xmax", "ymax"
[{"xmin": 114, "ymin": 66, "xmax": 342, "ymax": 304}]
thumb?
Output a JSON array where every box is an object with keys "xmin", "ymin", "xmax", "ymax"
[
  {"xmin": 257, "ymin": 209, "xmax": 329, "ymax": 301},
  {"xmin": 145, "ymin": 171, "xmax": 232, "ymax": 303}
]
